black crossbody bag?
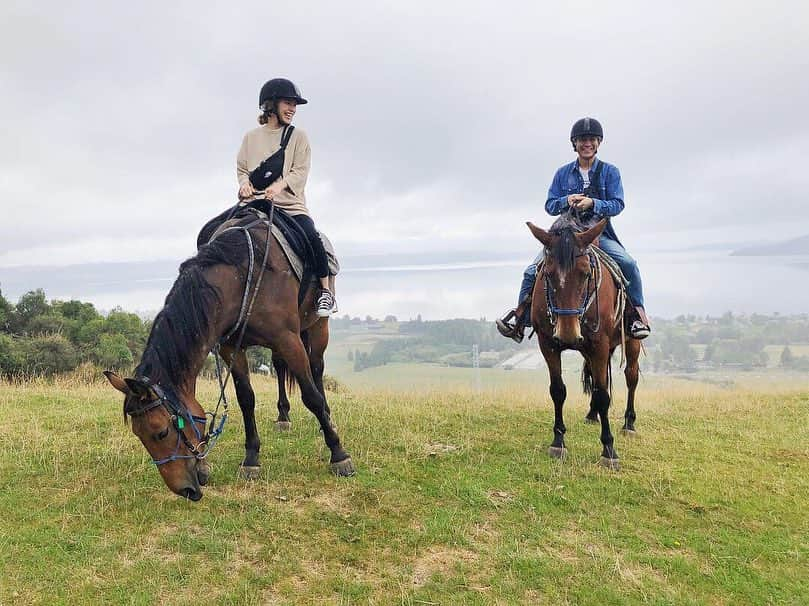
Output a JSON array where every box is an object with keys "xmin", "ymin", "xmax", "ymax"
[{"xmin": 249, "ymin": 125, "xmax": 295, "ymax": 191}]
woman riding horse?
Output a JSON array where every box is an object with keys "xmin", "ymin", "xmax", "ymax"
[
  {"xmin": 237, "ymin": 77, "xmax": 337, "ymax": 317},
  {"xmin": 497, "ymin": 117, "xmax": 651, "ymax": 342}
]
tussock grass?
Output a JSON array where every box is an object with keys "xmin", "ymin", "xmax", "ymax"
[{"xmin": 0, "ymin": 372, "xmax": 807, "ymax": 605}]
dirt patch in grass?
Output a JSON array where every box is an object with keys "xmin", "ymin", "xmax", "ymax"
[{"xmin": 411, "ymin": 546, "xmax": 478, "ymax": 587}]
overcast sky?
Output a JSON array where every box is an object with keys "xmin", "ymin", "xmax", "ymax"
[{"xmin": 1, "ymin": 0, "xmax": 808, "ymax": 271}]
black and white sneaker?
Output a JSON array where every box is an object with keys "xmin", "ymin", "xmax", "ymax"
[
  {"xmin": 630, "ymin": 320, "xmax": 651, "ymax": 339},
  {"xmin": 316, "ymin": 290, "xmax": 337, "ymax": 318}
]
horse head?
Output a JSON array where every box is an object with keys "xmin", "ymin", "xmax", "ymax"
[
  {"xmin": 105, "ymin": 371, "xmax": 209, "ymax": 501},
  {"xmin": 526, "ymin": 217, "xmax": 607, "ymax": 345}
]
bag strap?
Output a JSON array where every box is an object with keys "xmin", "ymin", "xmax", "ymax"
[{"xmin": 280, "ymin": 125, "xmax": 295, "ymax": 149}]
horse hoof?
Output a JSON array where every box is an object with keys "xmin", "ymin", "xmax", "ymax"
[
  {"xmin": 621, "ymin": 428, "xmax": 638, "ymax": 437},
  {"xmin": 238, "ymin": 465, "xmax": 261, "ymax": 480},
  {"xmin": 548, "ymin": 446, "xmax": 568, "ymax": 460},
  {"xmin": 275, "ymin": 421, "xmax": 292, "ymax": 432},
  {"xmin": 584, "ymin": 416, "xmax": 599, "ymax": 425},
  {"xmin": 598, "ymin": 457, "xmax": 621, "ymax": 471},
  {"xmin": 330, "ymin": 457, "xmax": 356, "ymax": 477}
]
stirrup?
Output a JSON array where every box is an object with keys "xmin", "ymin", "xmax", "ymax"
[{"xmin": 496, "ymin": 313, "xmax": 524, "ymax": 343}]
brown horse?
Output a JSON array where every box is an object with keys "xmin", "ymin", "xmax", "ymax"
[
  {"xmin": 105, "ymin": 209, "xmax": 353, "ymax": 500},
  {"xmin": 526, "ymin": 214, "xmax": 641, "ymax": 470}
]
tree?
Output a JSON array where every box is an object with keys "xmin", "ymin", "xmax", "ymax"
[
  {"xmin": 13, "ymin": 289, "xmax": 50, "ymax": 333},
  {"xmin": 780, "ymin": 346, "xmax": 794, "ymax": 368},
  {"xmin": 94, "ymin": 333, "xmax": 133, "ymax": 370},
  {"xmin": 0, "ymin": 288, "xmax": 12, "ymax": 332}
]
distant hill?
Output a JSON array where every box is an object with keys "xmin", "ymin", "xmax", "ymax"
[{"xmin": 731, "ymin": 234, "xmax": 809, "ymax": 256}]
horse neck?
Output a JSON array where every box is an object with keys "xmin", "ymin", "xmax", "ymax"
[{"xmin": 136, "ymin": 265, "xmax": 239, "ymax": 395}]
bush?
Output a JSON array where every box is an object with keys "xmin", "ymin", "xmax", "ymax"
[
  {"xmin": 0, "ymin": 334, "xmax": 24, "ymax": 376},
  {"xmin": 94, "ymin": 333, "xmax": 134, "ymax": 370},
  {"xmin": 22, "ymin": 334, "xmax": 79, "ymax": 375}
]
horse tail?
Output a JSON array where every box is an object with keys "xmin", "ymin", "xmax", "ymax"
[
  {"xmin": 273, "ymin": 356, "xmax": 298, "ymax": 395},
  {"xmin": 581, "ymin": 362, "xmax": 594, "ymax": 395}
]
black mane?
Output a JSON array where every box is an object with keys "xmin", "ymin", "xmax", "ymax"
[{"xmin": 135, "ymin": 226, "xmax": 256, "ymax": 387}]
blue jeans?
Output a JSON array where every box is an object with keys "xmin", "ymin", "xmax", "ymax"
[{"xmin": 517, "ymin": 235, "xmax": 645, "ymax": 315}]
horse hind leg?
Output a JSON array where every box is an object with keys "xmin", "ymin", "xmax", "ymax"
[
  {"xmin": 272, "ymin": 354, "xmax": 293, "ymax": 431},
  {"xmin": 622, "ymin": 338, "xmax": 641, "ymax": 436},
  {"xmin": 582, "ymin": 362, "xmax": 600, "ymax": 424},
  {"xmin": 276, "ymin": 330, "xmax": 354, "ymax": 477}
]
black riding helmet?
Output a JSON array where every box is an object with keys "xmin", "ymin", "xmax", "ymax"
[
  {"xmin": 570, "ymin": 117, "xmax": 603, "ymax": 149},
  {"xmin": 259, "ymin": 78, "xmax": 308, "ymax": 110}
]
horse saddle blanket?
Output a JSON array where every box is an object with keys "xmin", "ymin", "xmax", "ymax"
[
  {"xmin": 592, "ymin": 246, "xmax": 628, "ymax": 288},
  {"xmin": 200, "ymin": 202, "xmax": 339, "ymax": 283}
]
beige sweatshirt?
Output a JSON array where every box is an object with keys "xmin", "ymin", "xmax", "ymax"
[{"xmin": 236, "ymin": 124, "xmax": 311, "ymax": 216}]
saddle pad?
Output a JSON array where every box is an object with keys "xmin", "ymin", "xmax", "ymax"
[
  {"xmin": 592, "ymin": 246, "xmax": 628, "ymax": 287},
  {"xmin": 272, "ymin": 225, "xmax": 340, "ymax": 282}
]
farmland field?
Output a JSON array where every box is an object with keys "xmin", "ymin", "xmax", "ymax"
[{"xmin": 0, "ymin": 368, "xmax": 807, "ymax": 605}]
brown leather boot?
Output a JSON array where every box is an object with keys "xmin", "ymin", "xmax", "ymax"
[{"xmin": 496, "ymin": 300, "xmax": 529, "ymax": 343}]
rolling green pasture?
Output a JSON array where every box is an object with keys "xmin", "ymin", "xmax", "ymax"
[{"xmin": 0, "ymin": 369, "xmax": 807, "ymax": 605}]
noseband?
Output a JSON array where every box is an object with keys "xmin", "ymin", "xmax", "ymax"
[
  {"xmin": 126, "ymin": 381, "xmax": 220, "ymax": 466},
  {"xmin": 542, "ymin": 248, "xmax": 600, "ymax": 329}
]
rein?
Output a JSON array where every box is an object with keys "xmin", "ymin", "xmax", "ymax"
[{"xmin": 128, "ymin": 204, "xmax": 276, "ymax": 467}]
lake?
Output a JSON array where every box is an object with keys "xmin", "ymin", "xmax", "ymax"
[{"xmin": 1, "ymin": 250, "xmax": 806, "ymax": 320}]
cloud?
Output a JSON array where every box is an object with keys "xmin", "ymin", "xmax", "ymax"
[{"xmin": 2, "ymin": 0, "xmax": 808, "ymax": 271}]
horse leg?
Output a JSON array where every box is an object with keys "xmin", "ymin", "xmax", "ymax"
[
  {"xmin": 583, "ymin": 361, "xmax": 600, "ymax": 424},
  {"xmin": 307, "ymin": 321, "xmax": 333, "ymax": 418},
  {"xmin": 588, "ymin": 348, "xmax": 620, "ymax": 470},
  {"xmin": 275, "ymin": 330, "xmax": 354, "ymax": 476},
  {"xmin": 622, "ymin": 338, "xmax": 641, "ymax": 435},
  {"xmin": 539, "ymin": 339, "xmax": 567, "ymax": 459},
  {"xmin": 221, "ymin": 347, "xmax": 262, "ymax": 479},
  {"xmin": 272, "ymin": 354, "xmax": 292, "ymax": 431}
]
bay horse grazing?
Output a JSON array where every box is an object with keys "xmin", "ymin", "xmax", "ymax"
[
  {"xmin": 104, "ymin": 209, "xmax": 353, "ymax": 500},
  {"xmin": 526, "ymin": 213, "xmax": 641, "ymax": 470}
]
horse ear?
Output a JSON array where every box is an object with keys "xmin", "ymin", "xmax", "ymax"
[
  {"xmin": 526, "ymin": 222, "xmax": 554, "ymax": 247},
  {"xmin": 575, "ymin": 219, "xmax": 608, "ymax": 248},
  {"xmin": 124, "ymin": 377, "xmax": 156, "ymax": 400},
  {"xmin": 104, "ymin": 371, "xmax": 130, "ymax": 394}
]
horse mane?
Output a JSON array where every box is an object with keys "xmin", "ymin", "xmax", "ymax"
[
  {"xmin": 547, "ymin": 211, "xmax": 596, "ymax": 274},
  {"xmin": 135, "ymin": 228, "xmax": 255, "ymax": 387}
]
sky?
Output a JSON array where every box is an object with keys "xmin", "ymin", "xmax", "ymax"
[{"xmin": 1, "ymin": 1, "xmax": 808, "ymax": 314}]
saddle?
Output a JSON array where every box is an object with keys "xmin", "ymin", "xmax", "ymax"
[{"xmin": 197, "ymin": 201, "xmax": 339, "ymax": 302}]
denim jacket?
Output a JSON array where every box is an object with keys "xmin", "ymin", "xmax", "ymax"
[{"xmin": 545, "ymin": 158, "xmax": 624, "ymax": 243}]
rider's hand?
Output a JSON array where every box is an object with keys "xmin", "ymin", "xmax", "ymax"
[
  {"xmin": 567, "ymin": 194, "xmax": 585, "ymax": 206},
  {"xmin": 265, "ymin": 181, "xmax": 285, "ymax": 200},
  {"xmin": 574, "ymin": 197, "xmax": 594, "ymax": 211},
  {"xmin": 238, "ymin": 182, "xmax": 255, "ymax": 199}
]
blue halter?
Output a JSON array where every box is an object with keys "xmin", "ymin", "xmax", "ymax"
[{"xmin": 543, "ymin": 250, "xmax": 597, "ymax": 319}]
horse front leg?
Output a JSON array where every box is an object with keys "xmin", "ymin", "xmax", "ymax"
[
  {"xmin": 588, "ymin": 346, "xmax": 620, "ymax": 470},
  {"xmin": 622, "ymin": 338, "xmax": 641, "ymax": 435},
  {"xmin": 271, "ymin": 354, "xmax": 292, "ymax": 431},
  {"xmin": 222, "ymin": 346, "xmax": 262, "ymax": 479},
  {"xmin": 539, "ymin": 338, "xmax": 567, "ymax": 459},
  {"xmin": 275, "ymin": 330, "xmax": 354, "ymax": 477}
]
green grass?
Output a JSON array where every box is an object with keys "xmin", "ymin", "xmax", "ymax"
[{"xmin": 0, "ymin": 371, "xmax": 807, "ymax": 605}]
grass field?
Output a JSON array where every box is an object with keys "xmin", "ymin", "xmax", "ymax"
[{"xmin": 1, "ymin": 369, "xmax": 807, "ymax": 605}]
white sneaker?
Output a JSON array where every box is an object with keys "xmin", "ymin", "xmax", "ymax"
[{"xmin": 316, "ymin": 290, "xmax": 337, "ymax": 317}]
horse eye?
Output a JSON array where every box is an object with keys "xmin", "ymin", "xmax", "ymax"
[{"xmin": 154, "ymin": 427, "xmax": 170, "ymax": 441}]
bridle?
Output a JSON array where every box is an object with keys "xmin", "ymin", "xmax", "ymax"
[
  {"xmin": 542, "ymin": 247, "xmax": 602, "ymax": 332},
  {"xmin": 125, "ymin": 381, "xmax": 212, "ymax": 466}
]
